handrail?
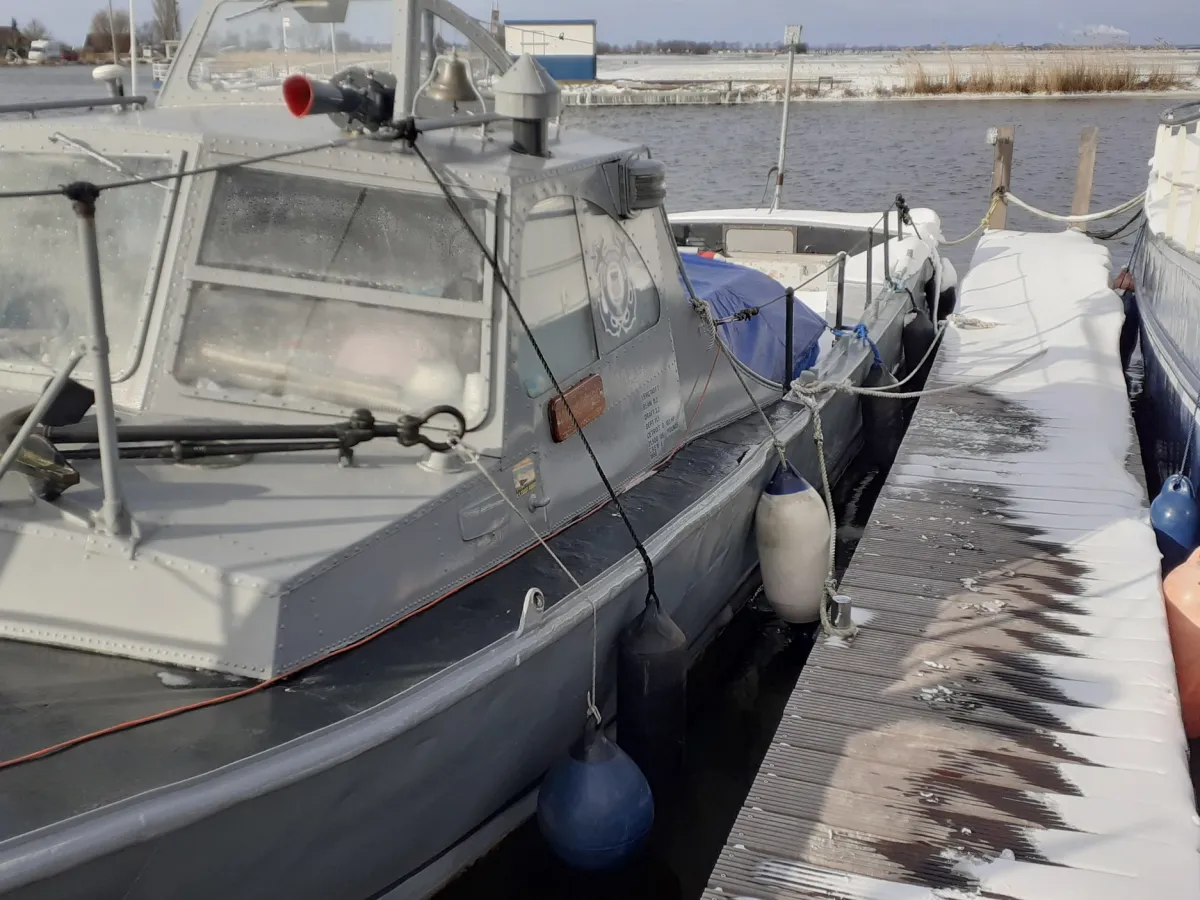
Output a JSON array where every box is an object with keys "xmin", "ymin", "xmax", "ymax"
[
  {"xmin": 0, "ymin": 96, "xmax": 148, "ymax": 117},
  {"xmin": 1162, "ymin": 100, "xmax": 1200, "ymax": 128}
]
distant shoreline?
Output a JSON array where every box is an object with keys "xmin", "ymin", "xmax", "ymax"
[
  {"xmin": 562, "ymin": 87, "xmax": 1200, "ymax": 107},
  {"xmin": 580, "ymin": 48, "xmax": 1200, "ymax": 105}
]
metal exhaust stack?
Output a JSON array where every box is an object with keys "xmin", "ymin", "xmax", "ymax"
[{"xmin": 493, "ymin": 55, "xmax": 561, "ymax": 158}]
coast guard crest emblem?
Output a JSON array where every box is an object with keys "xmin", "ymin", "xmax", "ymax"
[{"xmin": 593, "ymin": 237, "xmax": 637, "ymax": 338}]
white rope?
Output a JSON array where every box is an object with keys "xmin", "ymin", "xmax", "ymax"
[
  {"xmin": 946, "ymin": 313, "xmax": 996, "ymax": 329},
  {"xmin": 793, "ymin": 391, "xmax": 857, "ymax": 640},
  {"xmin": 1003, "ymin": 190, "xmax": 1145, "ymax": 225},
  {"xmin": 717, "ymin": 341, "xmax": 789, "ymax": 466},
  {"xmin": 940, "ymin": 194, "xmax": 1003, "ymax": 247},
  {"xmin": 794, "ymin": 347, "xmax": 1047, "ymax": 403},
  {"xmin": 455, "ymin": 440, "xmax": 603, "ymax": 726},
  {"xmin": 890, "ymin": 321, "xmax": 947, "ymax": 391},
  {"xmin": 791, "ymin": 335, "xmax": 1045, "ymax": 639}
]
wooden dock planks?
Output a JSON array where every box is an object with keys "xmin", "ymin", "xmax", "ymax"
[{"xmin": 708, "ymin": 230, "xmax": 1199, "ymax": 899}]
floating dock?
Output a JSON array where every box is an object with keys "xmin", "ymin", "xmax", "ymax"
[{"xmin": 707, "ymin": 229, "xmax": 1199, "ymax": 898}]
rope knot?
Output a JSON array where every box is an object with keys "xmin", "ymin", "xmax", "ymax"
[
  {"xmin": 693, "ymin": 300, "xmax": 720, "ymax": 348},
  {"xmin": 833, "ymin": 323, "xmax": 884, "ymax": 368}
]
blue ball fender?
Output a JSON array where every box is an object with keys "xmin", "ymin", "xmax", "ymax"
[
  {"xmin": 1152, "ymin": 474, "xmax": 1199, "ymax": 570},
  {"xmin": 536, "ymin": 731, "xmax": 654, "ymax": 870}
]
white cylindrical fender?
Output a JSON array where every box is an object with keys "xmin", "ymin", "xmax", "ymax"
[{"xmin": 755, "ymin": 462, "xmax": 831, "ymax": 624}]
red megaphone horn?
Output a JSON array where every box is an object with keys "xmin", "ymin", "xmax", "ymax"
[{"xmin": 283, "ymin": 73, "xmax": 368, "ymax": 118}]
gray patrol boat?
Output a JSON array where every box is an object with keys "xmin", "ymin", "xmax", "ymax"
[{"xmin": 0, "ymin": 2, "xmax": 949, "ymax": 896}]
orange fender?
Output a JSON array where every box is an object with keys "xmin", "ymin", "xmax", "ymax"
[{"xmin": 1163, "ymin": 547, "xmax": 1200, "ymax": 738}]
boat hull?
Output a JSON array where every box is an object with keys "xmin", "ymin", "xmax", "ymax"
[
  {"xmin": 0, "ymin": 302, "xmax": 908, "ymax": 900},
  {"xmin": 1134, "ymin": 229, "xmax": 1200, "ymax": 489}
]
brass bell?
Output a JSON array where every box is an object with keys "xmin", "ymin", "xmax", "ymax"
[{"xmin": 425, "ymin": 51, "xmax": 476, "ymax": 105}]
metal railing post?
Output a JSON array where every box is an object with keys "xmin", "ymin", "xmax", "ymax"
[
  {"xmin": 882, "ymin": 215, "xmax": 891, "ymax": 291},
  {"xmin": 865, "ymin": 227, "xmax": 874, "ymax": 307},
  {"xmin": 66, "ymin": 182, "xmax": 130, "ymax": 536},
  {"xmin": 784, "ymin": 286, "xmax": 795, "ymax": 393},
  {"xmin": 896, "ymin": 207, "xmax": 904, "ymax": 240},
  {"xmin": 835, "ymin": 253, "xmax": 846, "ymax": 330}
]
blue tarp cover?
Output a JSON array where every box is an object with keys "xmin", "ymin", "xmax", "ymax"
[{"xmin": 681, "ymin": 253, "xmax": 826, "ymax": 383}]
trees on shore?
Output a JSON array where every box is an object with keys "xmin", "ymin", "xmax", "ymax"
[{"xmin": 85, "ymin": 0, "xmax": 179, "ymax": 55}]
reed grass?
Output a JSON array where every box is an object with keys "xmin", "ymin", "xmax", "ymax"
[{"xmin": 899, "ymin": 52, "xmax": 1186, "ymax": 96}]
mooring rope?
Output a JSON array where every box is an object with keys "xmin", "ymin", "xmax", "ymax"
[
  {"xmin": 794, "ymin": 334, "xmax": 1048, "ymax": 639},
  {"xmin": 940, "ymin": 193, "xmax": 1004, "ymax": 246},
  {"xmin": 794, "ymin": 347, "xmax": 1048, "ymax": 403},
  {"xmin": 791, "ymin": 390, "xmax": 856, "ymax": 640},
  {"xmin": 891, "ymin": 321, "xmax": 949, "ymax": 391},
  {"xmin": 1002, "ymin": 189, "xmax": 1146, "ymax": 225}
]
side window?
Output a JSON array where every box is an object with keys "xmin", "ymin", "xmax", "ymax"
[
  {"xmin": 517, "ymin": 197, "xmax": 598, "ymax": 397},
  {"xmin": 577, "ymin": 200, "xmax": 662, "ymax": 355}
]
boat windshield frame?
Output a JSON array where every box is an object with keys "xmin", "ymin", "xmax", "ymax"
[
  {"xmin": 159, "ymin": 0, "xmax": 514, "ymax": 110},
  {"xmin": 185, "ymin": 0, "xmax": 395, "ymax": 98},
  {"xmin": 171, "ymin": 157, "xmax": 500, "ymax": 424},
  {"xmin": 0, "ymin": 129, "xmax": 187, "ymax": 392}
]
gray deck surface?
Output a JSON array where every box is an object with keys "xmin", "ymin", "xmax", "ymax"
[{"xmin": 707, "ymin": 230, "xmax": 1199, "ymax": 900}]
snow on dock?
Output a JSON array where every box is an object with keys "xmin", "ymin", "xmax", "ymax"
[{"xmin": 707, "ymin": 229, "xmax": 1199, "ymax": 899}]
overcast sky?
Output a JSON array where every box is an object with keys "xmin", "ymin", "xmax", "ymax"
[{"xmin": 27, "ymin": 0, "xmax": 1199, "ymax": 48}]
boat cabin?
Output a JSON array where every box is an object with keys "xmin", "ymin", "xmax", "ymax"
[{"xmin": 0, "ymin": 0, "xmax": 782, "ymax": 679}]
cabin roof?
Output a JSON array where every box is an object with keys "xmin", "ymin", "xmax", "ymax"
[{"xmin": 10, "ymin": 104, "xmax": 642, "ymax": 190}]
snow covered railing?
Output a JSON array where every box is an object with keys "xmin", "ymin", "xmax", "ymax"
[{"xmin": 1148, "ymin": 101, "xmax": 1200, "ymax": 256}]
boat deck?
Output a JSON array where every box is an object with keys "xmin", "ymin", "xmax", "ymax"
[{"xmin": 706, "ymin": 230, "xmax": 1200, "ymax": 899}]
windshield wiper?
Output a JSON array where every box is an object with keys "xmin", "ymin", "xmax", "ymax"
[
  {"xmin": 49, "ymin": 133, "xmax": 171, "ymax": 193},
  {"xmin": 225, "ymin": 0, "xmax": 347, "ymax": 22},
  {"xmin": 225, "ymin": 0, "xmax": 286, "ymax": 21}
]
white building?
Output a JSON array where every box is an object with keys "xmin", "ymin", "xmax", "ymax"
[{"xmin": 502, "ymin": 19, "xmax": 597, "ymax": 81}]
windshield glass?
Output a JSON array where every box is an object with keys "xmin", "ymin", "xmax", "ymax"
[
  {"xmin": 191, "ymin": 0, "xmax": 394, "ymax": 91},
  {"xmin": 174, "ymin": 284, "xmax": 481, "ymax": 415},
  {"xmin": 201, "ymin": 167, "xmax": 487, "ymax": 300},
  {"xmin": 189, "ymin": 0, "xmax": 503, "ymax": 94},
  {"xmin": 177, "ymin": 167, "xmax": 493, "ymax": 418},
  {"xmin": 191, "ymin": 0, "xmax": 407, "ymax": 92},
  {"xmin": 0, "ymin": 151, "xmax": 172, "ymax": 376}
]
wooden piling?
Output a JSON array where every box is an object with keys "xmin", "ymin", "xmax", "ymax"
[
  {"xmin": 1071, "ymin": 126, "xmax": 1100, "ymax": 218},
  {"xmin": 989, "ymin": 125, "xmax": 1015, "ymax": 230}
]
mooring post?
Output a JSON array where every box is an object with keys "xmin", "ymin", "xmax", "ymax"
[
  {"xmin": 67, "ymin": 181, "xmax": 130, "ymax": 537},
  {"xmin": 784, "ymin": 286, "xmax": 795, "ymax": 393},
  {"xmin": 865, "ymin": 227, "xmax": 874, "ymax": 306},
  {"xmin": 835, "ymin": 253, "xmax": 846, "ymax": 330},
  {"xmin": 989, "ymin": 124, "xmax": 1015, "ymax": 230},
  {"xmin": 1071, "ymin": 126, "xmax": 1100, "ymax": 220},
  {"xmin": 831, "ymin": 594, "xmax": 854, "ymax": 632}
]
